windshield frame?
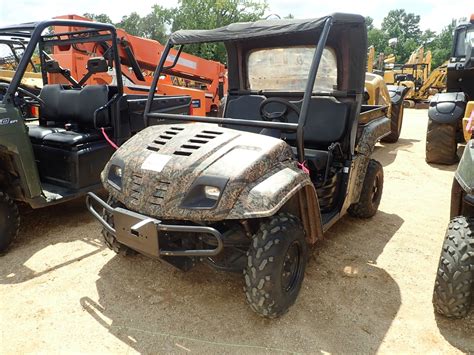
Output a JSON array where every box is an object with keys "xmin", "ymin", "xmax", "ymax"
[{"xmin": 0, "ymin": 19, "xmax": 123, "ymax": 105}]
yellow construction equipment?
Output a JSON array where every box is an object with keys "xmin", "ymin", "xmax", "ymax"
[
  {"xmin": 369, "ymin": 46, "xmax": 447, "ymax": 107},
  {"xmin": 0, "ymin": 39, "xmax": 42, "ymax": 91}
]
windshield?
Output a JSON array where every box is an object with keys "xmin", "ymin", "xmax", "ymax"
[
  {"xmin": 454, "ymin": 26, "xmax": 474, "ymax": 57},
  {"xmin": 247, "ymin": 46, "xmax": 337, "ymax": 92}
]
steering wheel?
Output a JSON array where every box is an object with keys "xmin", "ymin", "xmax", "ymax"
[
  {"xmin": 0, "ymin": 82, "xmax": 44, "ymax": 105},
  {"xmin": 259, "ymin": 97, "xmax": 301, "ymax": 122}
]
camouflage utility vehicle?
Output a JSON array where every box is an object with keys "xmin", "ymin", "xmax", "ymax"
[
  {"xmin": 0, "ymin": 20, "xmax": 191, "ymax": 252},
  {"xmin": 433, "ymin": 139, "xmax": 474, "ymax": 318},
  {"xmin": 87, "ymin": 14, "xmax": 391, "ymax": 317}
]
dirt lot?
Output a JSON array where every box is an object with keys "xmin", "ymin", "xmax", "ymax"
[{"xmin": 1, "ymin": 109, "xmax": 473, "ymax": 354}]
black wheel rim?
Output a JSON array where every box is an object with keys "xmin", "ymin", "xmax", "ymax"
[
  {"xmin": 281, "ymin": 241, "xmax": 302, "ymax": 292},
  {"xmin": 371, "ymin": 175, "xmax": 380, "ymax": 203}
]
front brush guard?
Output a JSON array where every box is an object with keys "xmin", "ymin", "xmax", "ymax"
[{"xmin": 86, "ymin": 192, "xmax": 223, "ymax": 257}]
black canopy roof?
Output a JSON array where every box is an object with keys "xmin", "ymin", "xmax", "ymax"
[
  {"xmin": 170, "ymin": 13, "xmax": 367, "ymax": 95},
  {"xmin": 169, "ymin": 13, "xmax": 365, "ymax": 45}
]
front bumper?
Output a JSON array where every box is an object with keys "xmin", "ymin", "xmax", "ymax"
[{"xmin": 86, "ymin": 192, "xmax": 223, "ymax": 258}]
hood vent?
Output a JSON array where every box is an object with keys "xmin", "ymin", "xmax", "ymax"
[
  {"xmin": 149, "ymin": 180, "xmax": 170, "ymax": 207},
  {"xmin": 173, "ymin": 129, "xmax": 223, "ymax": 157},
  {"xmin": 147, "ymin": 127, "xmax": 184, "ymax": 152},
  {"xmin": 130, "ymin": 173, "xmax": 143, "ymax": 204}
]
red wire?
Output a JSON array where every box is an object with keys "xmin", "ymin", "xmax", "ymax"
[{"xmin": 100, "ymin": 127, "xmax": 119, "ymax": 150}]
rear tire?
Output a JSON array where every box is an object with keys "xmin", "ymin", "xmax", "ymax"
[
  {"xmin": 433, "ymin": 216, "xmax": 474, "ymax": 318},
  {"xmin": 381, "ymin": 103, "xmax": 404, "ymax": 143},
  {"xmin": 348, "ymin": 159, "xmax": 383, "ymax": 218},
  {"xmin": 0, "ymin": 191, "xmax": 20, "ymax": 252},
  {"xmin": 102, "ymin": 197, "xmax": 135, "ymax": 256},
  {"xmin": 244, "ymin": 213, "xmax": 307, "ymax": 318},
  {"xmin": 425, "ymin": 118, "xmax": 458, "ymax": 165}
]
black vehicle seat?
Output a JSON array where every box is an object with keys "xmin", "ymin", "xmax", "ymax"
[
  {"xmin": 28, "ymin": 126, "xmax": 65, "ymax": 142},
  {"xmin": 223, "ymin": 94, "xmax": 266, "ymax": 133},
  {"xmin": 29, "ymin": 84, "xmax": 114, "ymax": 190},
  {"xmin": 284, "ymin": 96, "xmax": 349, "ymax": 173},
  {"xmin": 29, "ymin": 84, "xmax": 110, "ymax": 146}
]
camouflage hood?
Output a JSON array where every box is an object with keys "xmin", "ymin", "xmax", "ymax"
[{"xmin": 102, "ymin": 123, "xmax": 297, "ymax": 221}]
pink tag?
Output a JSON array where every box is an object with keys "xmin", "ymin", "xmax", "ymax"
[
  {"xmin": 467, "ymin": 109, "xmax": 474, "ymax": 132},
  {"xmin": 297, "ymin": 161, "xmax": 310, "ymax": 174}
]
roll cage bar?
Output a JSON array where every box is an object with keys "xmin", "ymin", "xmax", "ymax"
[
  {"xmin": 144, "ymin": 17, "xmax": 334, "ymax": 163},
  {"xmin": 0, "ymin": 19, "xmax": 124, "ymax": 105}
]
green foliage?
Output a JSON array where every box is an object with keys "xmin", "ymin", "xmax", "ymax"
[
  {"xmin": 115, "ymin": 6, "xmax": 171, "ymax": 43},
  {"xmin": 83, "ymin": 13, "xmax": 112, "ymax": 24},
  {"xmin": 365, "ymin": 16, "xmax": 374, "ymax": 31},
  {"xmin": 85, "ymin": 6, "xmax": 463, "ymax": 68},
  {"xmin": 367, "ymin": 9, "xmax": 464, "ymax": 68},
  {"xmin": 170, "ymin": 0, "xmax": 268, "ymax": 62},
  {"xmin": 84, "ymin": 0, "xmax": 267, "ymax": 63},
  {"xmin": 425, "ymin": 20, "xmax": 457, "ymax": 68}
]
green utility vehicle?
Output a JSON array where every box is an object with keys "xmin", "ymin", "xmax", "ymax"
[{"xmin": 0, "ymin": 19, "xmax": 190, "ymax": 252}]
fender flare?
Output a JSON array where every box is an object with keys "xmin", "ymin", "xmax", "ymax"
[
  {"xmin": 387, "ymin": 85, "xmax": 410, "ymax": 105},
  {"xmin": 226, "ymin": 163, "xmax": 323, "ymax": 243},
  {"xmin": 428, "ymin": 92, "xmax": 467, "ymax": 125}
]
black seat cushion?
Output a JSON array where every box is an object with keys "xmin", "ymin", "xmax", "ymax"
[
  {"xmin": 39, "ymin": 84, "xmax": 110, "ymax": 127},
  {"xmin": 285, "ymin": 97, "xmax": 349, "ymax": 148},
  {"xmin": 223, "ymin": 95, "xmax": 266, "ymax": 133},
  {"xmin": 42, "ymin": 130, "xmax": 102, "ymax": 147},
  {"xmin": 28, "ymin": 125, "xmax": 66, "ymax": 141}
]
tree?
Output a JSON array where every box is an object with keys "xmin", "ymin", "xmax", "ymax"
[
  {"xmin": 116, "ymin": 12, "xmax": 142, "ymax": 37},
  {"xmin": 381, "ymin": 9, "xmax": 422, "ymax": 62},
  {"xmin": 140, "ymin": 5, "xmax": 172, "ymax": 43},
  {"xmin": 368, "ymin": 28, "xmax": 388, "ymax": 54},
  {"xmin": 427, "ymin": 20, "xmax": 457, "ymax": 68},
  {"xmin": 83, "ymin": 13, "xmax": 112, "ymax": 24},
  {"xmin": 170, "ymin": 0, "xmax": 268, "ymax": 62},
  {"xmin": 365, "ymin": 16, "xmax": 374, "ymax": 31}
]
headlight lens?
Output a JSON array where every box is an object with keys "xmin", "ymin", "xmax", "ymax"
[
  {"xmin": 107, "ymin": 164, "xmax": 123, "ymax": 190},
  {"xmin": 204, "ymin": 186, "xmax": 220, "ymax": 200},
  {"xmin": 181, "ymin": 176, "xmax": 228, "ymax": 209}
]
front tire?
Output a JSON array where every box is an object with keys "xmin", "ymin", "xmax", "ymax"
[
  {"xmin": 348, "ymin": 159, "xmax": 383, "ymax": 218},
  {"xmin": 425, "ymin": 118, "xmax": 458, "ymax": 165},
  {"xmin": 0, "ymin": 191, "xmax": 20, "ymax": 252},
  {"xmin": 244, "ymin": 213, "xmax": 307, "ymax": 318},
  {"xmin": 433, "ymin": 216, "xmax": 474, "ymax": 318}
]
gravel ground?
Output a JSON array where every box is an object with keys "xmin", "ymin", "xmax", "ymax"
[{"xmin": 1, "ymin": 109, "xmax": 473, "ymax": 354}]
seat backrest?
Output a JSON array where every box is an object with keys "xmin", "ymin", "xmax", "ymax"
[
  {"xmin": 285, "ymin": 97, "xmax": 350, "ymax": 149},
  {"xmin": 223, "ymin": 94, "xmax": 266, "ymax": 133},
  {"xmin": 40, "ymin": 84, "xmax": 109, "ymax": 127}
]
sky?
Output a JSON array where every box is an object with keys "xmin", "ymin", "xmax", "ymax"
[{"xmin": 0, "ymin": 0, "xmax": 471, "ymax": 33}]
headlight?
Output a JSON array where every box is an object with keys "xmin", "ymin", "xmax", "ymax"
[
  {"xmin": 181, "ymin": 176, "xmax": 228, "ymax": 209},
  {"xmin": 107, "ymin": 164, "xmax": 123, "ymax": 190},
  {"xmin": 204, "ymin": 186, "xmax": 221, "ymax": 200}
]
